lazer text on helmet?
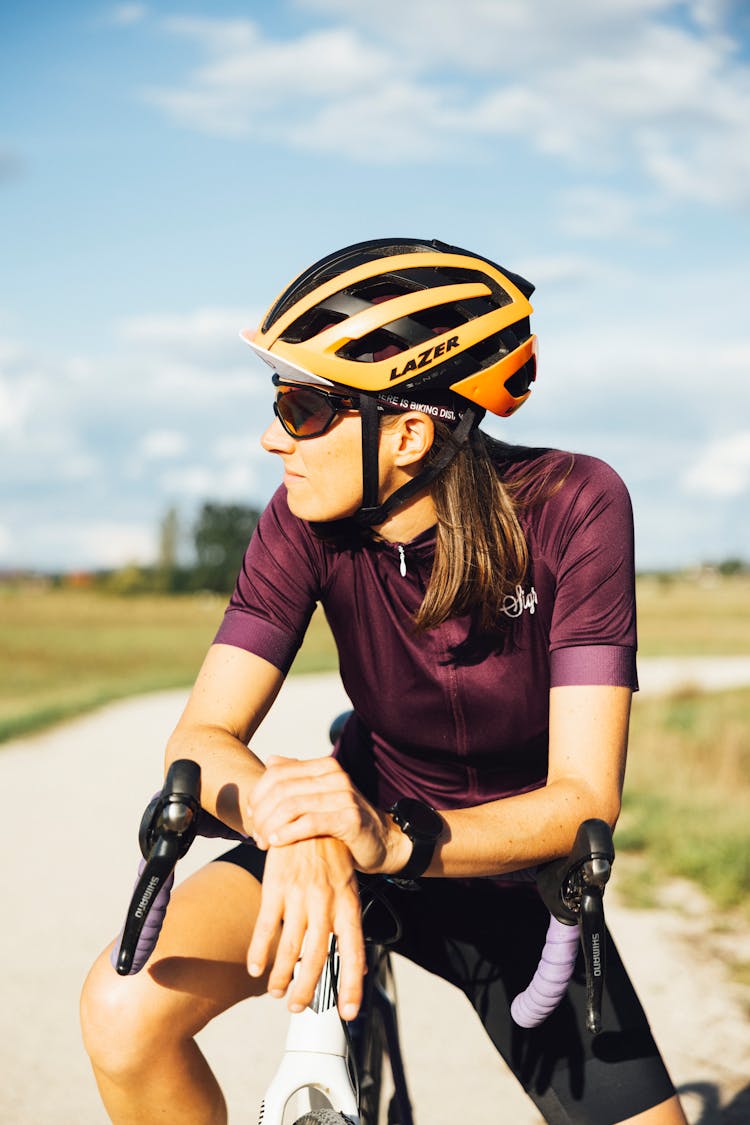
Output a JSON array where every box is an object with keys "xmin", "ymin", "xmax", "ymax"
[{"xmin": 389, "ymin": 336, "xmax": 460, "ymax": 381}]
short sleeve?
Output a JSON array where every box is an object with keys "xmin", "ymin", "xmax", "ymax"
[
  {"xmin": 545, "ymin": 458, "xmax": 638, "ymax": 690},
  {"xmin": 213, "ymin": 488, "xmax": 323, "ymax": 674}
]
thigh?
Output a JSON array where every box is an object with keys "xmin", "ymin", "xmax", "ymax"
[
  {"xmin": 83, "ymin": 858, "xmax": 270, "ymax": 1046},
  {"xmin": 382, "ymin": 879, "xmax": 676, "ymax": 1125}
]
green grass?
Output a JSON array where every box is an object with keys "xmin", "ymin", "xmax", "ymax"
[
  {"xmin": 0, "ymin": 587, "xmax": 338, "ymax": 743},
  {"xmin": 636, "ymin": 573, "xmax": 750, "ymax": 656},
  {"xmin": 620, "ymin": 686, "xmax": 750, "ymax": 917}
]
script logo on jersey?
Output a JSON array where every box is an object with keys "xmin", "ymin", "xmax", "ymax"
[{"xmin": 501, "ymin": 584, "xmax": 538, "ymax": 619}]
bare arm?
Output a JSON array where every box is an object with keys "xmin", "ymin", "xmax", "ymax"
[
  {"xmin": 250, "ymin": 684, "xmax": 631, "ymax": 877},
  {"xmin": 429, "ymin": 684, "xmax": 630, "ymax": 876},
  {"xmin": 164, "ymin": 642, "xmax": 285, "ymax": 836},
  {"xmin": 164, "ymin": 641, "xmax": 365, "ymax": 1016}
]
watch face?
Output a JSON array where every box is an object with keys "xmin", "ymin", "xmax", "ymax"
[{"xmin": 393, "ymin": 798, "xmax": 443, "ymax": 839}]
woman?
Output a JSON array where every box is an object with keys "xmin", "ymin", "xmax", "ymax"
[{"xmin": 81, "ymin": 238, "xmax": 687, "ymax": 1124}]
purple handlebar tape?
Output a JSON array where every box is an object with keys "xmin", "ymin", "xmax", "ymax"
[
  {"xmin": 110, "ymin": 859, "xmax": 175, "ymax": 974},
  {"xmin": 110, "ymin": 807, "xmax": 245, "ymax": 975},
  {"xmin": 510, "ymin": 914, "xmax": 580, "ymax": 1028}
]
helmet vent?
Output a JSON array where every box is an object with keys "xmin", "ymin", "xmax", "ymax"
[{"xmin": 280, "ymin": 307, "xmax": 347, "ymax": 344}]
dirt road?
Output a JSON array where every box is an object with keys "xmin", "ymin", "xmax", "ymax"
[{"xmin": 1, "ymin": 662, "xmax": 748, "ymax": 1123}]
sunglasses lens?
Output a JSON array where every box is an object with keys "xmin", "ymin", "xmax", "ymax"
[{"xmin": 275, "ymin": 387, "xmax": 336, "ymax": 438}]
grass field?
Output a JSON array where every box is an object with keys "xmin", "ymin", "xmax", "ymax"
[
  {"xmin": 636, "ymin": 573, "xmax": 750, "ymax": 655},
  {"xmin": 0, "ymin": 587, "xmax": 337, "ymax": 743},
  {"xmin": 624, "ymin": 686, "xmax": 749, "ymax": 917},
  {"xmin": 1, "ymin": 576, "xmax": 748, "ymax": 916},
  {"xmin": 2, "ymin": 574, "xmax": 748, "ymax": 743}
]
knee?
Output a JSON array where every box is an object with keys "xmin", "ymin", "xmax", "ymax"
[{"xmin": 80, "ymin": 950, "xmax": 164, "ymax": 1081}]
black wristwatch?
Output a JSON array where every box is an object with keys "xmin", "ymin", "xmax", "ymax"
[{"xmin": 388, "ymin": 797, "xmax": 443, "ymax": 879}]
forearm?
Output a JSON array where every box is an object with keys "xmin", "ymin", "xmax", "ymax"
[
  {"xmin": 165, "ymin": 724, "xmax": 268, "ymax": 837},
  {"xmin": 163, "ymin": 645, "xmax": 286, "ymax": 836},
  {"xmin": 425, "ymin": 775, "xmax": 619, "ymax": 879}
]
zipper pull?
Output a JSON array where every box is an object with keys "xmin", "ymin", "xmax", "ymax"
[{"xmin": 397, "ymin": 544, "xmax": 407, "ymax": 577}]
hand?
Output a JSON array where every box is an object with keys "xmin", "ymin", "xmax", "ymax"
[
  {"xmin": 250, "ymin": 755, "xmax": 407, "ymax": 874},
  {"xmin": 247, "ymin": 836, "xmax": 365, "ymax": 1018}
]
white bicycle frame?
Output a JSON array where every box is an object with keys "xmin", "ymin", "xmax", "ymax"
[{"xmin": 259, "ymin": 942, "xmax": 360, "ymax": 1124}]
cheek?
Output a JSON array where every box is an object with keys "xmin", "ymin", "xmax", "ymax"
[{"xmin": 289, "ymin": 433, "xmax": 363, "ymax": 520}]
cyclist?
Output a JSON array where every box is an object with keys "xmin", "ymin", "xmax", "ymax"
[{"xmin": 81, "ymin": 239, "xmax": 687, "ymax": 1124}]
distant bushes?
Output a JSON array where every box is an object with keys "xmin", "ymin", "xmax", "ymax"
[{"xmin": 45, "ymin": 501, "xmax": 263, "ymax": 597}]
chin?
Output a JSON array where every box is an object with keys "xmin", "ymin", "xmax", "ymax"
[{"xmin": 284, "ymin": 485, "xmax": 358, "ymax": 524}]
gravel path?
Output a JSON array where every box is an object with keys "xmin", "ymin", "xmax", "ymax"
[{"xmin": 1, "ymin": 660, "xmax": 748, "ymax": 1123}]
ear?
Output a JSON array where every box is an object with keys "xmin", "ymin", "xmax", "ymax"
[{"xmin": 383, "ymin": 412, "xmax": 435, "ymax": 468}]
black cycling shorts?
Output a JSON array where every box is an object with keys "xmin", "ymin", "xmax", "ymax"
[{"xmin": 216, "ymin": 842, "xmax": 676, "ymax": 1125}]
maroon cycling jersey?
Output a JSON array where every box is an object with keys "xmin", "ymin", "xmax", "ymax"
[{"xmin": 214, "ymin": 449, "xmax": 637, "ymax": 811}]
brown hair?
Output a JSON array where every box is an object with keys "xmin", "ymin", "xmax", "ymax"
[{"xmin": 413, "ymin": 423, "xmax": 572, "ymax": 633}]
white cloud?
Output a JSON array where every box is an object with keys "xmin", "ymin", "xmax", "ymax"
[
  {"xmin": 140, "ymin": 1, "xmax": 750, "ymax": 205},
  {"xmin": 119, "ymin": 306, "xmax": 255, "ymax": 352},
  {"xmin": 682, "ymin": 431, "xmax": 750, "ymax": 496},
  {"xmin": 557, "ymin": 188, "xmax": 664, "ymax": 242},
  {"xmin": 160, "ymin": 461, "xmax": 259, "ymax": 500},
  {"xmin": 0, "ymin": 373, "xmax": 31, "ymax": 434},
  {"xmin": 161, "ymin": 15, "xmax": 258, "ymax": 53},
  {"xmin": 107, "ymin": 4, "xmax": 148, "ymax": 27},
  {"xmin": 139, "ymin": 429, "xmax": 189, "ymax": 460},
  {"xmin": 0, "ymin": 309, "xmax": 275, "ymax": 569},
  {"xmin": 297, "ymin": 0, "xmax": 679, "ymax": 71},
  {"xmin": 145, "ymin": 23, "xmax": 394, "ymax": 139},
  {"xmin": 61, "ymin": 521, "xmax": 156, "ymax": 568}
]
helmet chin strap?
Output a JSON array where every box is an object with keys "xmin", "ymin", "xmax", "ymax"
[{"xmin": 354, "ymin": 396, "xmax": 485, "ymax": 529}]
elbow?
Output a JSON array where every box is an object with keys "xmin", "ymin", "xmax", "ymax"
[
  {"xmin": 599, "ymin": 796, "xmax": 621, "ymax": 832},
  {"xmin": 162, "ymin": 721, "xmax": 212, "ymax": 773},
  {"xmin": 570, "ymin": 779, "xmax": 621, "ymax": 834},
  {"xmin": 591, "ymin": 789, "xmax": 621, "ymax": 833}
]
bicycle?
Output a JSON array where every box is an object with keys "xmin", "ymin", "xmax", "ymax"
[{"xmin": 112, "ymin": 729, "xmax": 615, "ymax": 1124}]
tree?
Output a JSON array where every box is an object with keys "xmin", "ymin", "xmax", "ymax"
[
  {"xmin": 192, "ymin": 502, "xmax": 261, "ymax": 592},
  {"xmin": 156, "ymin": 506, "xmax": 181, "ymax": 592}
]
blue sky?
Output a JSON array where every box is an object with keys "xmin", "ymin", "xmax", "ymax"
[{"xmin": 2, "ymin": 0, "xmax": 749, "ymax": 571}]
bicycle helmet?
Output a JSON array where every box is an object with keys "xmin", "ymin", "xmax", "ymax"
[{"xmin": 243, "ymin": 238, "xmax": 538, "ymax": 526}]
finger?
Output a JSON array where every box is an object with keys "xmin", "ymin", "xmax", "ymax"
[
  {"xmin": 266, "ymin": 909, "xmax": 308, "ymax": 1000},
  {"xmin": 247, "ymin": 884, "xmax": 284, "ymax": 979},
  {"xmin": 252, "ymin": 780, "xmax": 357, "ymax": 847},
  {"xmin": 287, "ymin": 917, "xmax": 334, "ymax": 1012},
  {"xmin": 274, "ymin": 809, "xmax": 362, "ymax": 849},
  {"xmin": 254, "ymin": 757, "xmax": 344, "ymax": 807},
  {"xmin": 333, "ymin": 890, "xmax": 366, "ymax": 1020},
  {"xmin": 266, "ymin": 755, "xmax": 340, "ymax": 775}
]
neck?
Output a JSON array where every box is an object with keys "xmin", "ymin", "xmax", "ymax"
[{"xmin": 371, "ymin": 490, "xmax": 436, "ymax": 543}]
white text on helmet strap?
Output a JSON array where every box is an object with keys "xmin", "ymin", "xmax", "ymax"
[
  {"xmin": 378, "ymin": 395, "xmax": 462, "ymax": 422},
  {"xmin": 389, "ymin": 336, "xmax": 459, "ymax": 381}
]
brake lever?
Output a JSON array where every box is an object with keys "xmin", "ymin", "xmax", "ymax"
[
  {"xmin": 534, "ymin": 819, "xmax": 614, "ymax": 1034},
  {"xmin": 579, "ymin": 887, "xmax": 605, "ymax": 1033},
  {"xmin": 114, "ymin": 759, "xmax": 201, "ymax": 976}
]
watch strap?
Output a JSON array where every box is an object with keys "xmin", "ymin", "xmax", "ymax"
[
  {"xmin": 389, "ymin": 799, "xmax": 442, "ymax": 879},
  {"xmin": 395, "ymin": 834, "xmax": 436, "ymax": 880}
]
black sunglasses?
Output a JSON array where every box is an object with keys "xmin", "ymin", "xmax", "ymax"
[
  {"xmin": 273, "ymin": 382, "xmax": 361, "ymax": 440},
  {"xmin": 272, "ymin": 378, "xmax": 408, "ymax": 440}
]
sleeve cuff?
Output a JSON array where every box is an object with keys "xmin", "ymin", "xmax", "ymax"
[
  {"xmin": 550, "ymin": 645, "xmax": 638, "ymax": 690},
  {"xmin": 213, "ymin": 610, "xmax": 300, "ymax": 674}
]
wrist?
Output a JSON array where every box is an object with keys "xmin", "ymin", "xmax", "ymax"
[
  {"xmin": 385, "ymin": 798, "xmax": 444, "ymax": 879},
  {"xmin": 379, "ymin": 811, "xmax": 414, "ymax": 875}
]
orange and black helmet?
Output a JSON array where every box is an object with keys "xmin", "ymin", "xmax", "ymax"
[{"xmin": 243, "ymin": 237, "xmax": 537, "ymax": 418}]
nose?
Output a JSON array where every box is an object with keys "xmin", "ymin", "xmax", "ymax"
[{"xmin": 261, "ymin": 414, "xmax": 296, "ymax": 455}]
